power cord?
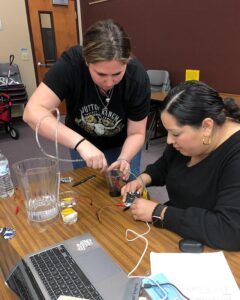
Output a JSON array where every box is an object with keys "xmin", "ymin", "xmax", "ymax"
[
  {"xmin": 126, "ymin": 222, "xmax": 150, "ymax": 277},
  {"xmin": 125, "ymin": 221, "xmax": 190, "ymax": 299}
]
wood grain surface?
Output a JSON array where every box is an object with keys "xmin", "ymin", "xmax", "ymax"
[{"xmin": 0, "ymin": 167, "xmax": 239, "ymax": 299}]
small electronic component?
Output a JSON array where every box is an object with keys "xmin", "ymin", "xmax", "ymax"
[
  {"xmin": 179, "ymin": 238, "xmax": 204, "ymax": 253},
  {"xmin": 124, "ymin": 191, "xmax": 140, "ymax": 208},
  {"xmin": 60, "ymin": 177, "xmax": 74, "ymax": 183}
]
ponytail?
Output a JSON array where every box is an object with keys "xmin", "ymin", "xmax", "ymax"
[{"xmin": 223, "ymin": 98, "xmax": 240, "ymax": 123}]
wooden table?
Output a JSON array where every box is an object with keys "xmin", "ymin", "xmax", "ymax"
[
  {"xmin": 151, "ymin": 91, "xmax": 240, "ymax": 106},
  {"xmin": 150, "ymin": 91, "xmax": 168, "ymax": 102},
  {"xmin": 0, "ymin": 168, "xmax": 240, "ymax": 299}
]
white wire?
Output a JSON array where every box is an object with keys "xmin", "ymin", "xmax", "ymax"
[
  {"xmin": 123, "ymin": 175, "xmax": 169, "ymax": 299},
  {"xmin": 125, "ymin": 222, "xmax": 170, "ymax": 299},
  {"xmin": 35, "ymin": 107, "xmax": 83, "ymax": 163},
  {"xmin": 126, "ymin": 222, "xmax": 150, "ymax": 277},
  {"xmin": 126, "ymin": 222, "xmax": 184, "ymax": 299},
  {"xmin": 122, "ymin": 170, "xmax": 149, "ymax": 277}
]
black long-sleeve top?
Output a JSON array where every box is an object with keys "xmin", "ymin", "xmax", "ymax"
[{"xmin": 145, "ymin": 131, "xmax": 240, "ymax": 250}]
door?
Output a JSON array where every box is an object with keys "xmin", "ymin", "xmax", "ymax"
[{"xmin": 26, "ymin": 0, "xmax": 79, "ymax": 114}]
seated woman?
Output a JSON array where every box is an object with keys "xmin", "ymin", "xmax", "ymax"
[{"xmin": 121, "ymin": 80, "xmax": 240, "ymax": 251}]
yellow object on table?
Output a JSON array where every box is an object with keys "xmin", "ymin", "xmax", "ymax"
[{"xmin": 61, "ymin": 207, "xmax": 78, "ymax": 224}]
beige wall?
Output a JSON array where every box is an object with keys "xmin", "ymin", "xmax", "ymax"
[
  {"xmin": 0, "ymin": 1, "xmax": 83, "ymax": 103},
  {"xmin": 0, "ymin": 0, "xmax": 36, "ymax": 98}
]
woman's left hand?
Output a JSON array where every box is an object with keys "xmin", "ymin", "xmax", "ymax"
[
  {"xmin": 108, "ymin": 159, "xmax": 130, "ymax": 180},
  {"xmin": 131, "ymin": 198, "xmax": 158, "ymax": 222}
]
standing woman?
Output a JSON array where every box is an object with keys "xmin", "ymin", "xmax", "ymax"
[
  {"xmin": 23, "ymin": 19, "xmax": 150, "ymax": 176},
  {"xmin": 122, "ymin": 80, "xmax": 240, "ymax": 250}
]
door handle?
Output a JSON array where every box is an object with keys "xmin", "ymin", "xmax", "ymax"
[{"xmin": 37, "ymin": 62, "xmax": 54, "ymax": 68}]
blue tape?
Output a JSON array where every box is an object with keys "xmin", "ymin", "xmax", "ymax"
[{"xmin": 143, "ymin": 273, "xmax": 182, "ymax": 300}]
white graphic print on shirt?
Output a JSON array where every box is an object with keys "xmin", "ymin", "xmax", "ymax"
[{"xmin": 74, "ymin": 104, "xmax": 124, "ymax": 137}]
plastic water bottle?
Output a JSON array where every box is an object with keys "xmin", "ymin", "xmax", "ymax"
[{"xmin": 0, "ymin": 151, "xmax": 14, "ymax": 198}]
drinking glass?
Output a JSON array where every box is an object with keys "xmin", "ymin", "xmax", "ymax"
[{"xmin": 104, "ymin": 169, "xmax": 123, "ymax": 197}]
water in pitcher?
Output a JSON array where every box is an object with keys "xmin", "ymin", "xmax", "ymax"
[
  {"xmin": 13, "ymin": 157, "xmax": 60, "ymax": 228},
  {"xmin": 27, "ymin": 194, "xmax": 59, "ymax": 223}
]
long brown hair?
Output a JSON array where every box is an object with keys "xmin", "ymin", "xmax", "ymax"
[{"xmin": 83, "ymin": 19, "xmax": 131, "ymax": 64}]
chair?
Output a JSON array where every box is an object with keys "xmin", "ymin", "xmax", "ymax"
[
  {"xmin": 147, "ymin": 69, "xmax": 171, "ymax": 92},
  {"xmin": 145, "ymin": 70, "xmax": 170, "ymax": 149}
]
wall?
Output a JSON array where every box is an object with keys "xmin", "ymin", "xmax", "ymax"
[
  {"xmin": 0, "ymin": 0, "xmax": 83, "ymax": 102},
  {"xmin": 80, "ymin": 0, "xmax": 240, "ymax": 94},
  {"xmin": 0, "ymin": 0, "xmax": 36, "ymax": 98},
  {"xmin": 1, "ymin": 1, "xmax": 239, "ymax": 96}
]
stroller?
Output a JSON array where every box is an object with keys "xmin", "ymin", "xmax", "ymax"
[
  {"xmin": 0, "ymin": 92, "xmax": 19, "ymax": 139},
  {"xmin": 0, "ymin": 55, "xmax": 20, "ymax": 139}
]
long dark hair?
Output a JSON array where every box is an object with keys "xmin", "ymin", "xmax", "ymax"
[
  {"xmin": 83, "ymin": 19, "xmax": 131, "ymax": 64},
  {"xmin": 161, "ymin": 80, "xmax": 240, "ymax": 127}
]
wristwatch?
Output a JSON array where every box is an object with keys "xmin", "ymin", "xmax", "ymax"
[{"xmin": 152, "ymin": 203, "xmax": 167, "ymax": 228}]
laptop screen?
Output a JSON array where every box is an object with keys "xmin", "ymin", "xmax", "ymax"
[{"xmin": 0, "ymin": 235, "xmax": 21, "ymax": 281}]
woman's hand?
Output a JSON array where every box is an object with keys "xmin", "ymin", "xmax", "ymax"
[
  {"xmin": 121, "ymin": 179, "xmax": 144, "ymax": 202},
  {"xmin": 77, "ymin": 140, "xmax": 108, "ymax": 170},
  {"xmin": 108, "ymin": 159, "xmax": 130, "ymax": 180},
  {"xmin": 131, "ymin": 198, "xmax": 158, "ymax": 222}
]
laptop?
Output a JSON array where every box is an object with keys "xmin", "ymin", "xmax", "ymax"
[{"xmin": 0, "ymin": 233, "xmax": 142, "ymax": 300}]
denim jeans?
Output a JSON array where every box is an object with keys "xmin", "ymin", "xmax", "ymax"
[{"xmin": 70, "ymin": 146, "xmax": 141, "ymax": 180}]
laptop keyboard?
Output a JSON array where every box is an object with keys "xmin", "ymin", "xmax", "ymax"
[{"xmin": 30, "ymin": 245, "xmax": 103, "ymax": 300}]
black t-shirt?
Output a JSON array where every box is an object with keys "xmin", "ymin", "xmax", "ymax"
[
  {"xmin": 44, "ymin": 45, "xmax": 150, "ymax": 150},
  {"xmin": 145, "ymin": 131, "xmax": 240, "ymax": 250}
]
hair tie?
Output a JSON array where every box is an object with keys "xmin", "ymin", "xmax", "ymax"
[{"xmin": 74, "ymin": 138, "xmax": 86, "ymax": 151}]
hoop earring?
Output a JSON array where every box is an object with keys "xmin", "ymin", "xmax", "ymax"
[{"xmin": 202, "ymin": 135, "xmax": 211, "ymax": 145}]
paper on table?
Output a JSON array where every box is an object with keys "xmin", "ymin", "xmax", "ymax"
[{"xmin": 150, "ymin": 251, "xmax": 240, "ymax": 300}]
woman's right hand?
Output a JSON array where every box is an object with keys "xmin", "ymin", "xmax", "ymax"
[
  {"xmin": 77, "ymin": 140, "xmax": 108, "ymax": 171},
  {"xmin": 121, "ymin": 179, "xmax": 144, "ymax": 202}
]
